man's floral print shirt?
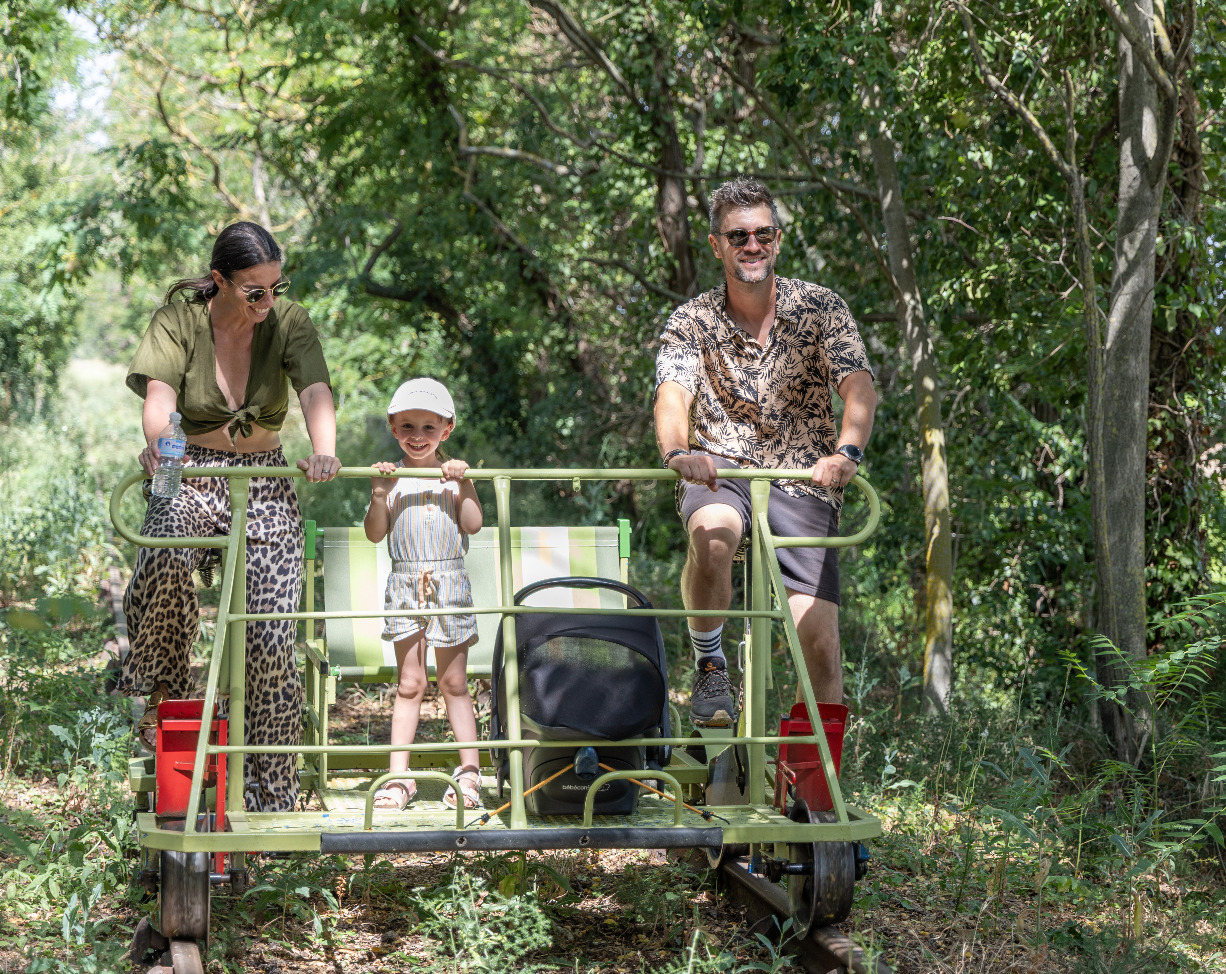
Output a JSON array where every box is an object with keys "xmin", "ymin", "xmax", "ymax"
[{"xmin": 655, "ymin": 276, "xmax": 874, "ymax": 511}]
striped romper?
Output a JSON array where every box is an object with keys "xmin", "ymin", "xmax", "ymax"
[{"xmin": 381, "ymin": 476, "xmax": 478, "ymax": 648}]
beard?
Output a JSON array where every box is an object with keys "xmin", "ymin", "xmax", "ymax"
[{"xmin": 730, "ymin": 252, "xmax": 775, "ymax": 284}]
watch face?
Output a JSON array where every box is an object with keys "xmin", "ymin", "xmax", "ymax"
[{"xmin": 838, "ymin": 445, "xmax": 864, "ymax": 463}]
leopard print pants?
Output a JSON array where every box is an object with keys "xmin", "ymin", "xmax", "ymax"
[{"xmin": 119, "ymin": 445, "xmax": 304, "ymax": 813}]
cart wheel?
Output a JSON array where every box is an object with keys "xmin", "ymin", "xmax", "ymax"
[
  {"xmin": 786, "ymin": 801, "xmax": 855, "ymax": 937},
  {"xmin": 159, "ymin": 850, "xmax": 210, "ymax": 942}
]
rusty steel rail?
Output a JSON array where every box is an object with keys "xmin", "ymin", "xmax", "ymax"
[
  {"xmin": 169, "ymin": 940, "xmax": 205, "ymax": 974},
  {"xmin": 719, "ymin": 858, "xmax": 893, "ymax": 974}
]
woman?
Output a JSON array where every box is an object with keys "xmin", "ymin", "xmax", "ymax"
[{"xmin": 119, "ymin": 221, "xmax": 340, "ymax": 813}]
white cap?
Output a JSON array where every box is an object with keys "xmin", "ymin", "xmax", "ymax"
[
  {"xmin": 387, "ymin": 378, "xmax": 456, "ymax": 420},
  {"xmin": 170, "ymin": 411, "xmax": 182, "ymax": 422}
]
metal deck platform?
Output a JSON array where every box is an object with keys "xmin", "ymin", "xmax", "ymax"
[{"xmin": 135, "ymin": 795, "xmax": 879, "ymax": 854}]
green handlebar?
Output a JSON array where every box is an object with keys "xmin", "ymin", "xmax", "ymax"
[
  {"xmin": 109, "ymin": 467, "xmax": 880, "ymax": 549},
  {"xmin": 110, "ymin": 471, "xmax": 229, "ymax": 548}
]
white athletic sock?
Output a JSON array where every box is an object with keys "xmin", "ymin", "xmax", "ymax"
[{"xmin": 689, "ymin": 624, "xmax": 725, "ymax": 666}]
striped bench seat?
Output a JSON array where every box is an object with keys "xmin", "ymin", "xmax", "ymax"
[
  {"xmin": 299, "ymin": 520, "xmax": 631, "ymax": 785},
  {"xmin": 302, "ymin": 521, "xmax": 630, "ymax": 682}
]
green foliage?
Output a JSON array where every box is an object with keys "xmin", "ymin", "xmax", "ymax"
[
  {"xmin": 0, "ymin": 603, "xmax": 135, "ymax": 974},
  {"xmin": 0, "ymin": 437, "xmax": 111, "ymax": 602},
  {"xmin": 235, "ymin": 856, "xmax": 342, "ymax": 940},
  {"xmin": 1054, "ymin": 593, "xmax": 1226, "ymax": 875},
  {"xmin": 0, "ymin": 1, "xmax": 80, "ymax": 126},
  {"xmin": 0, "ymin": 5, "xmax": 99, "ymax": 423},
  {"xmin": 418, "ymin": 871, "xmax": 555, "ymax": 971},
  {"xmin": 652, "ymin": 921, "xmax": 798, "ymax": 974},
  {"xmin": 3, "ymin": 4, "xmax": 1226, "ymax": 966},
  {"xmin": 612, "ymin": 858, "xmax": 694, "ymax": 938},
  {"xmin": 855, "ymin": 696, "xmax": 1225, "ymax": 968},
  {"xmin": 14, "ymin": 0, "xmax": 1216, "ymax": 721}
]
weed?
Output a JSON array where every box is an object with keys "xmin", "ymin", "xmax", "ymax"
[
  {"xmin": 411, "ymin": 869, "xmax": 554, "ymax": 971},
  {"xmin": 737, "ymin": 916, "xmax": 800, "ymax": 973},
  {"xmin": 651, "ymin": 919, "xmax": 799, "ymax": 974},
  {"xmin": 484, "ymin": 850, "xmax": 576, "ymax": 900},
  {"xmin": 235, "ymin": 856, "xmax": 342, "ymax": 940},
  {"xmin": 608, "ymin": 857, "xmax": 696, "ymax": 942}
]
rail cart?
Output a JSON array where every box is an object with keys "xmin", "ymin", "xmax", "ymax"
[{"xmin": 112, "ymin": 466, "xmax": 882, "ymax": 969}]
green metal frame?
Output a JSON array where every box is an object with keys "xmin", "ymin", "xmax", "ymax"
[{"xmin": 111, "ymin": 466, "xmax": 882, "ymax": 854}]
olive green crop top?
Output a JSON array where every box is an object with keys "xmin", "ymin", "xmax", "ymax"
[{"xmin": 126, "ymin": 298, "xmax": 332, "ymax": 438}]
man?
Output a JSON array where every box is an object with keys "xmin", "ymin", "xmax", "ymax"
[{"xmin": 654, "ymin": 176, "xmax": 877, "ymax": 727}]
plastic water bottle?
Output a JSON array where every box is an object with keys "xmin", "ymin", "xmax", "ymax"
[{"xmin": 151, "ymin": 411, "xmax": 187, "ymax": 499}]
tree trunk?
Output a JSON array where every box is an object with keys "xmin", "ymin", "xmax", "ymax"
[
  {"xmin": 653, "ymin": 46, "xmax": 697, "ymax": 299},
  {"xmin": 1147, "ymin": 40, "xmax": 1208, "ymax": 610},
  {"xmin": 655, "ymin": 116, "xmax": 697, "ymax": 298},
  {"xmin": 1096, "ymin": 0, "xmax": 1167, "ymax": 762},
  {"xmin": 867, "ymin": 96, "xmax": 953, "ymax": 715}
]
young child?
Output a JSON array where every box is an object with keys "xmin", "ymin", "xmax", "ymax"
[{"xmin": 364, "ymin": 378, "xmax": 484, "ymax": 810}]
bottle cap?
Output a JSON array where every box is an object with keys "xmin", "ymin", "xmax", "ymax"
[{"xmin": 170, "ymin": 411, "xmax": 182, "ymax": 423}]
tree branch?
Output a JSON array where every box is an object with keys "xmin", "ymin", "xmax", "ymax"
[
  {"xmin": 419, "ymin": 34, "xmax": 894, "ymax": 211},
  {"xmin": 414, "ymin": 35, "xmax": 599, "ymax": 149},
  {"xmin": 360, "ymin": 220, "xmax": 403, "ymax": 282},
  {"xmin": 1170, "ymin": 0, "xmax": 1196, "ymax": 75},
  {"xmin": 355, "ymin": 220, "xmax": 464, "ymax": 324},
  {"xmin": 957, "ymin": 4, "xmax": 1073, "ymax": 181},
  {"xmin": 1143, "ymin": 1, "xmax": 1195, "ymax": 187},
  {"xmin": 578, "ymin": 257, "xmax": 688, "ymax": 303},
  {"xmin": 460, "ymin": 184, "xmax": 573, "ymax": 325},
  {"xmin": 94, "ymin": 13, "xmax": 308, "ymax": 114},
  {"xmin": 448, "ymin": 104, "xmax": 591, "ymax": 177},
  {"xmin": 703, "ymin": 48, "xmax": 847, "ymax": 196},
  {"xmin": 468, "ymin": 142, "xmax": 588, "ymax": 176},
  {"xmin": 1096, "ymin": 0, "xmax": 1176, "ymax": 100},
  {"xmin": 154, "ymin": 74, "xmax": 250, "ymax": 216},
  {"xmin": 1154, "ymin": 2, "xmax": 1177, "ymax": 69},
  {"xmin": 701, "ymin": 42, "xmax": 907, "ymax": 287},
  {"xmin": 529, "ymin": 0, "xmax": 636, "ymax": 102},
  {"xmin": 461, "ymin": 185, "xmax": 609, "ymax": 387}
]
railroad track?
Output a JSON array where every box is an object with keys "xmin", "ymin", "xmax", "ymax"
[
  {"xmin": 718, "ymin": 857, "xmax": 893, "ymax": 974},
  {"xmin": 138, "ymin": 855, "xmax": 891, "ymax": 974},
  {"xmin": 128, "ymin": 919, "xmax": 204, "ymax": 974}
]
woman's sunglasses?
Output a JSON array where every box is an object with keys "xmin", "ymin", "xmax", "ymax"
[
  {"xmin": 716, "ymin": 226, "xmax": 780, "ymax": 247},
  {"xmin": 226, "ymin": 277, "xmax": 291, "ymax": 303}
]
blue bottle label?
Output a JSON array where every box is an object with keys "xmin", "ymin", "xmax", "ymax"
[{"xmin": 158, "ymin": 436, "xmax": 186, "ymax": 459}]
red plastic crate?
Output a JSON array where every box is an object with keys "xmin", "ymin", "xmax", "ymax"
[
  {"xmin": 155, "ymin": 699, "xmax": 227, "ymax": 819},
  {"xmin": 774, "ymin": 701, "xmax": 848, "ymax": 813}
]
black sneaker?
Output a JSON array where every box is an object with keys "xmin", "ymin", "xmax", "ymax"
[
  {"xmin": 691, "ymin": 657, "xmax": 738, "ymax": 728},
  {"xmin": 196, "ymin": 550, "xmax": 220, "ymax": 588}
]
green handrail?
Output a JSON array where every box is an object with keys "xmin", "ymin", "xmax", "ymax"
[
  {"xmin": 581, "ymin": 770, "xmax": 687, "ymax": 827},
  {"xmin": 363, "ymin": 770, "xmax": 465, "ymax": 830},
  {"xmin": 110, "ymin": 466, "xmax": 880, "ymax": 833},
  {"xmin": 111, "ymin": 467, "xmax": 879, "ymax": 548}
]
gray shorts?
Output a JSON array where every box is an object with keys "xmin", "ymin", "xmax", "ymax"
[
  {"xmin": 678, "ymin": 454, "xmax": 840, "ymax": 605},
  {"xmin": 382, "ymin": 562, "xmax": 479, "ymax": 649}
]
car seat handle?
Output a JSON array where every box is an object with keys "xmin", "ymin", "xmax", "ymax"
[{"xmin": 512, "ymin": 575, "xmax": 653, "ymax": 608}]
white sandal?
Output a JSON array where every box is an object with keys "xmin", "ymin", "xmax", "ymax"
[
  {"xmin": 443, "ymin": 766, "xmax": 481, "ymax": 810},
  {"xmin": 373, "ymin": 780, "xmax": 416, "ymax": 810}
]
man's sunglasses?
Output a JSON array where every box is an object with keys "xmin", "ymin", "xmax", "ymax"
[
  {"xmin": 226, "ymin": 277, "xmax": 291, "ymax": 303},
  {"xmin": 716, "ymin": 226, "xmax": 780, "ymax": 247}
]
